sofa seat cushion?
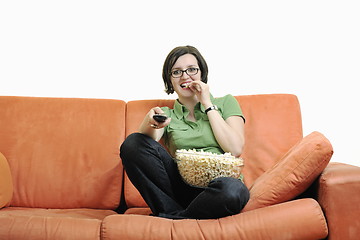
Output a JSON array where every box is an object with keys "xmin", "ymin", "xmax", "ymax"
[
  {"xmin": 124, "ymin": 207, "xmax": 152, "ymax": 216},
  {"xmin": 0, "ymin": 207, "xmax": 117, "ymax": 240},
  {"xmin": 0, "ymin": 152, "xmax": 13, "ymax": 208},
  {"xmin": 102, "ymin": 199, "xmax": 327, "ymax": 240},
  {"xmin": 242, "ymin": 131, "xmax": 333, "ymax": 212}
]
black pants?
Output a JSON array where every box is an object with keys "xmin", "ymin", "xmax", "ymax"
[{"xmin": 120, "ymin": 133, "xmax": 250, "ymax": 219}]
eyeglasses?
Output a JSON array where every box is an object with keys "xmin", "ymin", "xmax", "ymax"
[{"xmin": 170, "ymin": 67, "xmax": 199, "ymax": 78}]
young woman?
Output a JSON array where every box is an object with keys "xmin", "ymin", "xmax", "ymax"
[{"xmin": 120, "ymin": 45, "xmax": 249, "ymax": 219}]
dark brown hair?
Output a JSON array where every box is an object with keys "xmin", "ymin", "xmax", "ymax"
[{"xmin": 162, "ymin": 45, "xmax": 208, "ymax": 94}]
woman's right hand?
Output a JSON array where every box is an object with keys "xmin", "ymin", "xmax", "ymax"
[
  {"xmin": 139, "ymin": 107, "xmax": 171, "ymax": 141},
  {"xmin": 147, "ymin": 107, "xmax": 171, "ymax": 130}
]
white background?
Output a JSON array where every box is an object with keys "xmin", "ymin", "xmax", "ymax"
[{"xmin": 1, "ymin": 1, "xmax": 359, "ymax": 166}]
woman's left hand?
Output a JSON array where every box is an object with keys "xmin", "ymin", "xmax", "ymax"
[{"xmin": 189, "ymin": 80, "xmax": 212, "ymax": 107}]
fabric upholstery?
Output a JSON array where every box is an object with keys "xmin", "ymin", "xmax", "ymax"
[
  {"xmin": 123, "ymin": 207, "xmax": 152, "ymax": 216},
  {"xmin": 0, "ymin": 152, "xmax": 13, "ymax": 208},
  {"xmin": 317, "ymin": 162, "xmax": 360, "ymax": 240},
  {"xmin": 102, "ymin": 199, "xmax": 327, "ymax": 240},
  {"xmin": 242, "ymin": 131, "xmax": 333, "ymax": 212},
  {"xmin": 0, "ymin": 96, "xmax": 126, "ymax": 209},
  {"xmin": 0, "ymin": 207, "xmax": 116, "ymax": 240},
  {"xmin": 235, "ymin": 94, "xmax": 303, "ymax": 186}
]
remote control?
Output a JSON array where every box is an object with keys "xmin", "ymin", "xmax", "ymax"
[{"xmin": 153, "ymin": 114, "xmax": 168, "ymax": 123}]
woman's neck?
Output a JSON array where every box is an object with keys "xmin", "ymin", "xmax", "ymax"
[{"xmin": 178, "ymin": 96, "xmax": 199, "ymax": 120}]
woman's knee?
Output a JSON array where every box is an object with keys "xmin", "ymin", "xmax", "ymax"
[
  {"xmin": 121, "ymin": 133, "xmax": 143, "ymax": 151},
  {"xmin": 121, "ymin": 133, "xmax": 155, "ymax": 153},
  {"xmin": 120, "ymin": 133, "xmax": 149, "ymax": 163},
  {"xmin": 120, "ymin": 132, "xmax": 165, "ymax": 168},
  {"xmin": 209, "ymin": 177, "xmax": 250, "ymax": 211}
]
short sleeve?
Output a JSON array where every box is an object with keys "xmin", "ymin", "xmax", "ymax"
[{"xmin": 219, "ymin": 94, "xmax": 245, "ymax": 122}]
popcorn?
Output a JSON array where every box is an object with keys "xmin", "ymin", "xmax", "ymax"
[
  {"xmin": 175, "ymin": 149, "xmax": 244, "ymax": 187},
  {"xmin": 180, "ymin": 82, "xmax": 190, "ymax": 88}
]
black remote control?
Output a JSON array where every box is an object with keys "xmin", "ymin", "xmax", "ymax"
[{"xmin": 153, "ymin": 114, "xmax": 168, "ymax": 123}]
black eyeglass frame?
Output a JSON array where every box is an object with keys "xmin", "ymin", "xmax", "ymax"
[{"xmin": 170, "ymin": 68, "xmax": 199, "ymax": 78}]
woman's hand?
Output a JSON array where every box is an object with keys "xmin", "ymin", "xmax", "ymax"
[
  {"xmin": 188, "ymin": 80, "xmax": 212, "ymax": 108},
  {"xmin": 147, "ymin": 107, "xmax": 171, "ymax": 129},
  {"xmin": 139, "ymin": 107, "xmax": 171, "ymax": 141}
]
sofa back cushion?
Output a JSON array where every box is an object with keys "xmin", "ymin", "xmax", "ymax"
[
  {"xmin": 0, "ymin": 96, "xmax": 126, "ymax": 209},
  {"xmin": 123, "ymin": 94, "xmax": 303, "ymax": 208},
  {"xmin": 236, "ymin": 94, "xmax": 303, "ymax": 185},
  {"xmin": 0, "ymin": 152, "xmax": 13, "ymax": 208}
]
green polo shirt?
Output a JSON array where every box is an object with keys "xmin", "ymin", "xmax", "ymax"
[{"xmin": 161, "ymin": 94, "xmax": 244, "ymax": 157}]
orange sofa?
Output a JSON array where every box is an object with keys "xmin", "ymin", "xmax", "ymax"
[{"xmin": 0, "ymin": 94, "xmax": 359, "ymax": 240}]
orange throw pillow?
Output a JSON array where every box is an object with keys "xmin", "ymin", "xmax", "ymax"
[
  {"xmin": 242, "ymin": 131, "xmax": 333, "ymax": 212},
  {"xmin": 0, "ymin": 152, "xmax": 13, "ymax": 208}
]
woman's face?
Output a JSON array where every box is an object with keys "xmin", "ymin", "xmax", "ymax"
[{"xmin": 170, "ymin": 54, "xmax": 201, "ymax": 97}]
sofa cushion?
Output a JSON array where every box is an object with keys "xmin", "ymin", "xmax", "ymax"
[
  {"xmin": 235, "ymin": 94, "xmax": 303, "ymax": 187},
  {"xmin": 242, "ymin": 131, "xmax": 333, "ymax": 212},
  {"xmin": 0, "ymin": 207, "xmax": 116, "ymax": 240},
  {"xmin": 102, "ymin": 199, "xmax": 328, "ymax": 240},
  {"xmin": 0, "ymin": 152, "xmax": 13, "ymax": 208},
  {"xmin": 0, "ymin": 96, "xmax": 126, "ymax": 209}
]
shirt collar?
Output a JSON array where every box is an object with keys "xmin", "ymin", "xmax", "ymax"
[
  {"xmin": 173, "ymin": 99, "xmax": 187, "ymax": 119},
  {"xmin": 173, "ymin": 94, "xmax": 215, "ymax": 119}
]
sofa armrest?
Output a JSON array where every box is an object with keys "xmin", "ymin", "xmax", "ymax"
[
  {"xmin": 0, "ymin": 152, "xmax": 13, "ymax": 208},
  {"xmin": 316, "ymin": 162, "xmax": 360, "ymax": 240}
]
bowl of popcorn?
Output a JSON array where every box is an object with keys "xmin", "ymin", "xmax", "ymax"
[{"xmin": 175, "ymin": 149, "xmax": 244, "ymax": 187}]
